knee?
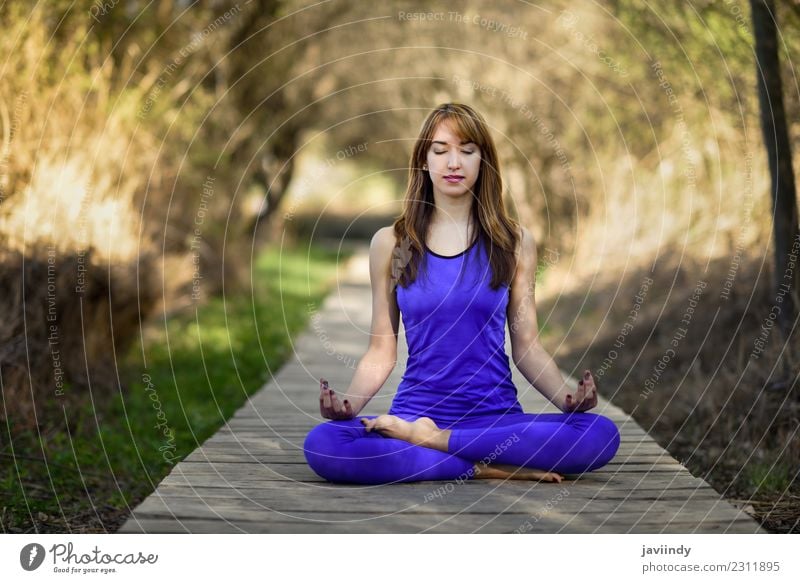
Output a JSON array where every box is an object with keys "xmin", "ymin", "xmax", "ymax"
[
  {"xmin": 303, "ymin": 422, "xmax": 342, "ymax": 482},
  {"xmin": 587, "ymin": 414, "xmax": 620, "ymax": 469}
]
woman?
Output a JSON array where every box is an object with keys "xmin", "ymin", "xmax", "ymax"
[{"xmin": 303, "ymin": 103, "xmax": 620, "ymax": 485}]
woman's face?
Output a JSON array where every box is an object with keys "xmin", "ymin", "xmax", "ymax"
[{"xmin": 425, "ymin": 121, "xmax": 482, "ymax": 200}]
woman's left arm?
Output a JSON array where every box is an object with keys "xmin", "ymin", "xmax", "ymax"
[{"xmin": 507, "ymin": 226, "xmax": 597, "ymax": 413}]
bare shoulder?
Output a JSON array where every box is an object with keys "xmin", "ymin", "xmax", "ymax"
[
  {"xmin": 370, "ymin": 226, "xmax": 396, "ymax": 262},
  {"xmin": 369, "ymin": 226, "xmax": 399, "ymax": 283},
  {"xmin": 371, "ymin": 225, "xmax": 396, "ymax": 248}
]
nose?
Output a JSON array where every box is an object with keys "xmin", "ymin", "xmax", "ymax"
[{"xmin": 447, "ymin": 152, "xmax": 462, "ymax": 171}]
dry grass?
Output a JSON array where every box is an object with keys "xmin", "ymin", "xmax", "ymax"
[
  {"xmin": 536, "ymin": 125, "xmax": 799, "ymax": 533},
  {"xmin": 0, "ymin": 241, "xmax": 161, "ymax": 431},
  {"xmin": 542, "ymin": 253, "xmax": 799, "ymax": 533},
  {"xmin": 0, "ymin": 7, "xmax": 235, "ymax": 431}
]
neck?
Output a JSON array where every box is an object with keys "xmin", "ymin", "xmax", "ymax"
[{"xmin": 431, "ymin": 193, "xmax": 473, "ymax": 226}]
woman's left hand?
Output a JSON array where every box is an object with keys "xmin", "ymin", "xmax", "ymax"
[{"xmin": 564, "ymin": 369, "xmax": 598, "ymax": 412}]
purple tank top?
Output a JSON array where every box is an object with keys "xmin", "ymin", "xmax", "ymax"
[{"xmin": 388, "ymin": 234, "xmax": 524, "ymax": 426}]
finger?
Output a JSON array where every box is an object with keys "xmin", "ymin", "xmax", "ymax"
[
  {"xmin": 322, "ymin": 381, "xmax": 332, "ymax": 409},
  {"xmin": 582, "ymin": 381, "xmax": 591, "ymax": 400},
  {"xmin": 583, "ymin": 374, "xmax": 596, "ymax": 397},
  {"xmin": 329, "ymin": 389, "xmax": 341, "ymax": 414},
  {"xmin": 343, "ymin": 400, "xmax": 353, "ymax": 417},
  {"xmin": 319, "ymin": 381, "xmax": 329, "ymax": 417}
]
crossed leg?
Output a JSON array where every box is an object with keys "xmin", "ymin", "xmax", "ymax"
[
  {"xmin": 359, "ymin": 415, "xmax": 565, "ymax": 482},
  {"xmin": 303, "ymin": 411, "xmax": 620, "ymax": 485},
  {"xmin": 445, "ymin": 411, "xmax": 620, "ymax": 476}
]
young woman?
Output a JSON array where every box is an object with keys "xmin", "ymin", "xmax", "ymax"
[{"xmin": 303, "ymin": 103, "xmax": 620, "ymax": 485}]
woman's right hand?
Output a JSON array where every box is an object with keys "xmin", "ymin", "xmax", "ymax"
[{"xmin": 319, "ymin": 377, "xmax": 356, "ymax": 420}]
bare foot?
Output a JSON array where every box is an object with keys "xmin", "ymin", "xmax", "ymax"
[
  {"xmin": 361, "ymin": 415, "xmax": 449, "ymax": 451},
  {"xmin": 473, "ymin": 462, "xmax": 565, "ymax": 483}
]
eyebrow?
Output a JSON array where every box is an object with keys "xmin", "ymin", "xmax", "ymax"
[{"xmin": 431, "ymin": 140, "xmax": 476, "ymax": 146}]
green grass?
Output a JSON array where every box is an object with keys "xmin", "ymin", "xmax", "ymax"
[
  {"xmin": 745, "ymin": 460, "xmax": 796, "ymax": 496},
  {"xmin": 1, "ymin": 238, "xmax": 349, "ymax": 532}
]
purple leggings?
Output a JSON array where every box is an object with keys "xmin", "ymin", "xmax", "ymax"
[{"xmin": 303, "ymin": 411, "xmax": 621, "ymax": 484}]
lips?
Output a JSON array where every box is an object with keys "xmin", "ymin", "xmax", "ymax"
[{"xmin": 444, "ymin": 175, "xmax": 464, "ymax": 182}]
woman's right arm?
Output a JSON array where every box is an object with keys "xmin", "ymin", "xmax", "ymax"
[{"xmin": 320, "ymin": 227, "xmax": 399, "ymax": 418}]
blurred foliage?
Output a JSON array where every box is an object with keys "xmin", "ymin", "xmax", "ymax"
[{"xmin": 0, "ymin": 238, "xmax": 347, "ymax": 532}]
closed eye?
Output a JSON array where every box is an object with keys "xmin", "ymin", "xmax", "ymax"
[{"xmin": 434, "ymin": 150, "xmax": 475, "ymax": 155}]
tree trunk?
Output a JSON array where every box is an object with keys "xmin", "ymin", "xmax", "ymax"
[{"xmin": 750, "ymin": 0, "xmax": 800, "ymax": 341}]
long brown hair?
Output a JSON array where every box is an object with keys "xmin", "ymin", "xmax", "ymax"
[{"xmin": 390, "ymin": 103, "xmax": 520, "ymax": 292}]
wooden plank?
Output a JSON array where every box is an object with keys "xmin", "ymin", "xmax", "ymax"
[
  {"xmin": 131, "ymin": 490, "xmax": 754, "ymax": 521},
  {"xmin": 166, "ymin": 462, "xmax": 698, "ymax": 480},
  {"xmin": 124, "ymin": 499, "xmax": 758, "ymax": 531},
  {"xmin": 120, "ymin": 516, "xmax": 764, "ymax": 534},
  {"xmin": 148, "ymin": 484, "xmax": 726, "ymax": 501},
  {"xmin": 133, "ymin": 496, "xmax": 743, "ymax": 518},
  {"xmin": 141, "ymin": 480, "xmax": 727, "ymax": 500},
  {"xmin": 158, "ymin": 473, "xmax": 713, "ymax": 489}
]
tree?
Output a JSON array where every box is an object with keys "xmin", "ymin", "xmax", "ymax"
[{"xmin": 750, "ymin": 0, "xmax": 799, "ymax": 340}]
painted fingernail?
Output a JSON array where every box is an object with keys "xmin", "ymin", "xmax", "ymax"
[
  {"xmin": 584, "ymin": 371, "xmax": 590, "ymax": 379},
  {"xmin": 579, "ymin": 379, "xmax": 584, "ymax": 385}
]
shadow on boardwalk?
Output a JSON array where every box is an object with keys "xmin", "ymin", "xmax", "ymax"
[{"xmin": 119, "ymin": 243, "xmax": 766, "ymax": 533}]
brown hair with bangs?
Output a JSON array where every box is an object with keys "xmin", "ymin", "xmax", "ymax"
[{"xmin": 389, "ymin": 102, "xmax": 521, "ymax": 292}]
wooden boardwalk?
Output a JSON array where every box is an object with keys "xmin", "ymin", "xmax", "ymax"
[{"xmin": 119, "ymin": 242, "xmax": 766, "ymax": 534}]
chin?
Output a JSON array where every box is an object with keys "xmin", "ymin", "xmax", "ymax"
[
  {"xmin": 441, "ymin": 187, "xmax": 470, "ymax": 196},
  {"xmin": 442, "ymin": 181, "xmax": 475, "ymax": 190}
]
